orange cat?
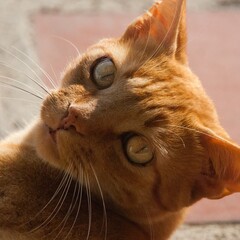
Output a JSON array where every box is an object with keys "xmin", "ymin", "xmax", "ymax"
[{"xmin": 1, "ymin": 0, "xmax": 240, "ymax": 239}]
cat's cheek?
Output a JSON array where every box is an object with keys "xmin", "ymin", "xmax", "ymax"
[
  {"xmin": 55, "ymin": 130, "xmax": 84, "ymax": 164},
  {"xmin": 34, "ymin": 122, "xmax": 62, "ymax": 169}
]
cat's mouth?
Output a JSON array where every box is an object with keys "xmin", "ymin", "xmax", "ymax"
[
  {"xmin": 47, "ymin": 125, "xmax": 83, "ymax": 143},
  {"xmin": 48, "ymin": 127, "xmax": 59, "ymax": 143}
]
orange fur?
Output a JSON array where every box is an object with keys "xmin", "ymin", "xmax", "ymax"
[{"xmin": 1, "ymin": 0, "xmax": 240, "ymax": 239}]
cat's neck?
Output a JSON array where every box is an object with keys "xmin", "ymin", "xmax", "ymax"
[{"xmin": 107, "ymin": 200, "xmax": 185, "ymax": 239}]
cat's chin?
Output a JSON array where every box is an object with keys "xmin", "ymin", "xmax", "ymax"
[
  {"xmin": 34, "ymin": 120, "xmax": 83, "ymax": 171},
  {"xmin": 34, "ymin": 120, "xmax": 63, "ymax": 169}
]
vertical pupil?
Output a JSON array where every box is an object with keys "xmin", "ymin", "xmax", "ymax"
[
  {"xmin": 92, "ymin": 58, "xmax": 115, "ymax": 88},
  {"xmin": 124, "ymin": 135, "xmax": 154, "ymax": 165}
]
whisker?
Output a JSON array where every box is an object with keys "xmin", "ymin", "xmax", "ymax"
[
  {"xmin": 122, "ymin": 24, "xmax": 140, "ymax": 73},
  {"xmin": 164, "ymin": 128, "xmax": 186, "ymax": 148},
  {"xmin": 11, "ymin": 46, "xmax": 57, "ymax": 89},
  {"xmin": 0, "ymin": 96, "xmax": 40, "ymax": 104},
  {"xmin": 63, "ymin": 166, "xmax": 84, "ymax": 240},
  {"xmin": 90, "ymin": 163, "xmax": 108, "ymax": 240},
  {"xmin": 50, "ymin": 64, "xmax": 59, "ymax": 84},
  {"xmin": 0, "ymin": 62, "xmax": 50, "ymax": 95},
  {"xmin": 152, "ymin": 137, "xmax": 169, "ymax": 157},
  {"xmin": 50, "ymin": 175, "xmax": 79, "ymax": 240},
  {"xmin": 155, "ymin": 122, "xmax": 230, "ymax": 145},
  {"xmin": 144, "ymin": 208, "xmax": 154, "ymax": 240},
  {"xmin": 136, "ymin": 62, "xmax": 167, "ymax": 77},
  {"xmin": 85, "ymin": 173, "xmax": 92, "ymax": 240},
  {"xmin": 0, "ymin": 46, "xmax": 54, "ymax": 90},
  {"xmin": 165, "ymin": 124, "xmax": 214, "ymax": 140},
  {"xmin": 29, "ymin": 165, "xmax": 73, "ymax": 233},
  {"xmin": 135, "ymin": 11, "xmax": 153, "ymax": 66},
  {"xmin": 0, "ymin": 81, "xmax": 43, "ymax": 100},
  {"xmin": 138, "ymin": 16, "xmax": 193, "ymax": 76},
  {"xmin": 0, "ymin": 75, "xmax": 45, "ymax": 98},
  {"xmin": 139, "ymin": 2, "xmax": 180, "ymax": 70},
  {"xmin": 22, "ymin": 167, "xmax": 71, "ymax": 228},
  {"xmin": 52, "ymin": 35, "xmax": 81, "ymax": 57}
]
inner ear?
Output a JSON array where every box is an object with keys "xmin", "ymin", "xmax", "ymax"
[
  {"xmin": 191, "ymin": 131, "xmax": 240, "ymax": 203},
  {"xmin": 121, "ymin": 0, "xmax": 187, "ymax": 64}
]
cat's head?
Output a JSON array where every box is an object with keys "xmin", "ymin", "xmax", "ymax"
[{"xmin": 36, "ymin": 0, "xmax": 240, "ymax": 223}]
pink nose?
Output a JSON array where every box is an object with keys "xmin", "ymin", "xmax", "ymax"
[
  {"xmin": 62, "ymin": 106, "xmax": 78, "ymax": 128},
  {"xmin": 59, "ymin": 99, "xmax": 98, "ymax": 135},
  {"xmin": 60, "ymin": 106, "xmax": 87, "ymax": 135}
]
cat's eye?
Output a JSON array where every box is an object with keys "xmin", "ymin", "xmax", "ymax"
[
  {"xmin": 123, "ymin": 134, "xmax": 154, "ymax": 166},
  {"xmin": 91, "ymin": 57, "xmax": 116, "ymax": 89}
]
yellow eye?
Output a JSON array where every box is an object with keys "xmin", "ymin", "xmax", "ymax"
[
  {"xmin": 92, "ymin": 57, "xmax": 116, "ymax": 89},
  {"xmin": 124, "ymin": 134, "xmax": 154, "ymax": 165}
]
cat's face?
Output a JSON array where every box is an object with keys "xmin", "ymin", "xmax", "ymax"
[{"xmin": 36, "ymin": 0, "xmax": 240, "ymax": 224}]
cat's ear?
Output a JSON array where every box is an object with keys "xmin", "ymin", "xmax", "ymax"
[
  {"xmin": 121, "ymin": 0, "xmax": 187, "ymax": 64},
  {"xmin": 192, "ymin": 132, "xmax": 240, "ymax": 202}
]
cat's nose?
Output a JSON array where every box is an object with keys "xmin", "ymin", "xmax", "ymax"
[
  {"xmin": 60, "ymin": 103, "xmax": 94, "ymax": 135},
  {"xmin": 61, "ymin": 106, "xmax": 78, "ymax": 128}
]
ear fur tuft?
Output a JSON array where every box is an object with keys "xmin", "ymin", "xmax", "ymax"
[
  {"xmin": 122, "ymin": 0, "xmax": 187, "ymax": 63},
  {"xmin": 192, "ymin": 132, "xmax": 240, "ymax": 201}
]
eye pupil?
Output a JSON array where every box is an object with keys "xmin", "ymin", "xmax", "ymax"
[
  {"xmin": 92, "ymin": 57, "xmax": 116, "ymax": 89},
  {"xmin": 123, "ymin": 134, "xmax": 154, "ymax": 166}
]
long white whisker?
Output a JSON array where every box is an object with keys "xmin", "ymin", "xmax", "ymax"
[
  {"xmin": 0, "ymin": 81, "xmax": 43, "ymax": 100},
  {"xmin": 0, "ymin": 46, "xmax": 54, "ymax": 90},
  {"xmin": 85, "ymin": 173, "xmax": 92, "ymax": 240},
  {"xmin": 153, "ymin": 122, "xmax": 230, "ymax": 145},
  {"xmin": 139, "ymin": 1, "xmax": 180, "ymax": 70},
  {"xmin": 0, "ymin": 96, "xmax": 40, "ymax": 104},
  {"xmin": 90, "ymin": 163, "xmax": 108, "ymax": 240},
  {"xmin": 63, "ymin": 166, "xmax": 84, "ymax": 240},
  {"xmin": 23, "ymin": 166, "xmax": 71, "ymax": 228},
  {"xmin": 50, "ymin": 64, "xmax": 59, "ymax": 85},
  {"xmin": 164, "ymin": 124, "xmax": 228, "ymax": 142},
  {"xmin": 50, "ymin": 176, "xmax": 79, "ymax": 240},
  {"xmin": 0, "ymin": 75, "xmax": 45, "ymax": 98},
  {"xmin": 0, "ymin": 62, "xmax": 50, "ymax": 95},
  {"xmin": 144, "ymin": 208, "xmax": 154, "ymax": 240},
  {"xmin": 164, "ymin": 128, "xmax": 186, "ymax": 148},
  {"xmin": 135, "ymin": 11, "xmax": 152, "ymax": 66},
  {"xmin": 52, "ymin": 35, "xmax": 81, "ymax": 57},
  {"xmin": 29, "ymin": 166, "xmax": 73, "ymax": 233},
  {"xmin": 11, "ymin": 46, "xmax": 57, "ymax": 89}
]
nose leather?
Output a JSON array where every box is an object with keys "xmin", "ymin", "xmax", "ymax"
[
  {"xmin": 62, "ymin": 106, "xmax": 78, "ymax": 129},
  {"xmin": 60, "ymin": 106, "xmax": 86, "ymax": 135}
]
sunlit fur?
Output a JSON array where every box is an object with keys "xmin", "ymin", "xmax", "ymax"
[{"xmin": 1, "ymin": 0, "xmax": 240, "ymax": 239}]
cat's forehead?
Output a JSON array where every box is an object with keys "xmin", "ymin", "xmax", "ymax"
[
  {"xmin": 83, "ymin": 39, "xmax": 127, "ymax": 63},
  {"xmin": 63, "ymin": 36, "xmax": 194, "ymax": 104},
  {"xmin": 81, "ymin": 38, "xmax": 173, "ymax": 82}
]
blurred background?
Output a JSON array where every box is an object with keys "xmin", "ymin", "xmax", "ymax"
[{"xmin": 0, "ymin": 0, "xmax": 240, "ymax": 239}]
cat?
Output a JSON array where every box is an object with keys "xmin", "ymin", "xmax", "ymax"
[{"xmin": 1, "ymin": 0, "xmax": 240, "ymax": 239}]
